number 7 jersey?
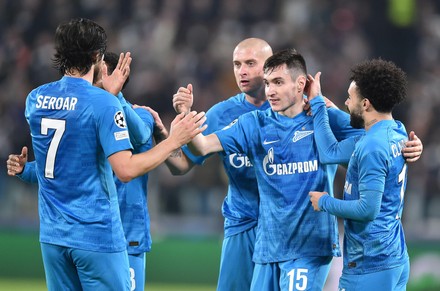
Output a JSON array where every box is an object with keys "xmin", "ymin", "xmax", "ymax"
[{"xmin": 25, "ymin": 76, "xmax": 132, "ymax": 252}]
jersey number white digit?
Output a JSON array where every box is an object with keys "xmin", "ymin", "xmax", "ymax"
[
  {"xmin": 288, "ymin": 268, "xmax": 308, "ymax": 291},
  {"xmin": 396, "ymin": 163, "xmax": 407, "ymax": 219},
  {"xmin": 129, "ymin": 267, "xmax": 136, "ymax": 291},
  {"xmin": 41, "ymin": 118, "xmax": 66, "ymax": 179}
]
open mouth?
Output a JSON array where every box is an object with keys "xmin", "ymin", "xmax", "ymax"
[{"xmin": 240, "ymin": 80, "xmax": 250, "ymax": 86}]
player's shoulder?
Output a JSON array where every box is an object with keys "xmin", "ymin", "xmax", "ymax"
[
  {"xmin": 208, "ymin": 93, "xmax": 243, "ymax": 113},
  {"xmin": 134, "ymin": 107, "xmax": 154, "ymax": 125}
]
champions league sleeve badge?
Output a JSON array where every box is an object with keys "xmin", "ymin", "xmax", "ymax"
[
  {"xmin": 113, "ymin": 111, "xmax": 129, "ymax": 140},
  {"xmin": 114, "ymin": 111, "xmax": 127, "ymax": 128}
]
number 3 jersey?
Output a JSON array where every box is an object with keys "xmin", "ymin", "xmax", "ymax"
[{"xmin": 25, "ymin": 76, "xmax": 132, "ymax": 252}]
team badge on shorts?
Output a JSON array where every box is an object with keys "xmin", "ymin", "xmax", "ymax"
[{"xmin": 114, "ymin": 111, "xmax": 127, "ymax": 128}]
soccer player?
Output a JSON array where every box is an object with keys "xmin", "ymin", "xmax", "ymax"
[
  {"xmin": 160, "ymin": 39, "xmax": 423, "ymax": 290},
  {"xmin": 160, "ymin": 38, "xmax": 357, "ymax": 290},
  {"xmin": 185, "ymin": 48, "xmax": 362, "ymax": 291},
  {"xmin": 10, "ymin": 51, "xmax": 154, "ymax": 291},
  {"xmin": 21, "ymin": 18, "xmax": 205, "ymax": 291},
  {"xmin": 308, "ymin": 59, "xmax": 414, "ymax": 290},
  {"xmin": 167, "ymin": 38, "xmax": 274, "ymax": 290}
]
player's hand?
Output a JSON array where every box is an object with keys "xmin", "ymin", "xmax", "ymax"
[
  {"xmin": 6, "ymin": 146, "xmax": 28, "ymax": 176},
  {"xmin": 173, "ymin": 84, "xmax": 193, "ymax": 114},
  {"xmin": 133, "ymin": 104, "xmax": 169, "ymax": 142},
  {"xmin": 169, "ymin": 111, "xmax": 207, "ymax": 147},
  {"xmin": 102, "ymin": 52, "xmax": 132, "ymax": 95},
  {"xmin": 323, "ymin": 96, "xmax": 338, "ymax": 109},
  {"xmin": 305, "ymin": 72, "xmax": 322, "ymax": 101},
  {"xmin": 403, "ymin": 131, "xmax": 423, "ymax": 163},
  {"xmin": 304, "ymin": 95, "xmax": 336, "ymax": 116},
  {"xmin": 309, "ymin": 191, "xmax": 327, "ymax": 211}
]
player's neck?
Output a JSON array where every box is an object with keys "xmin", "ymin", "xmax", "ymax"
[
  {"xmin": 65, "ymin": 66, "xmax": 95, "ymax": 84},
  {"xmin": 244, "ymin": 91, "xmax": 267, "ymax": 107},
  {"xmin": 364, "ymin": 112, "xmax": 393, "ymax": 131}
]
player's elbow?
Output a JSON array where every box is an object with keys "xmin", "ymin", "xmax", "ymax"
[
  {"xmin": 112, "ymin": 162, "xmax": 137, "ymax": 182},
  {"xmin": 356, "ymin": 207, "xmax": 379, "ymax": 222},
  {"xmin": 187, "ymin": 144, "xmax": 206, "ymax": 157},
  {"xmin": 114, "ymin": 170, "xmax": 135, "ymax": 183},
  {"xmin": 168, "ymin": 166, "xmax": 190, "ymax": 176}
]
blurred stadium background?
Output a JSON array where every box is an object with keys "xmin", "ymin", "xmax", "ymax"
[{"xmin": 1, "ymin": 0, "xmax": 440, "ymax": 290}]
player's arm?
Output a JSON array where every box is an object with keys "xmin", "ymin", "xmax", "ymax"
[
  {"xmin": 109, "ymin": 111, "xmax": 206, "ymax": 182},
  {"xmin": 309, "ymin": 190, "xmax": 381, "ymax": 221},
  {"xmin": 325, "ymin": 101, "xmax": 423, "ymax": 162},
  {"xmin": 173, "ymin": 83, "xmax": 224, "ymax": 157},
  {"xmin": 135, "ymin": 105, "xmax": 196, "ymax": 175},
  {"xmin": 310, "ymin": 151, "xmax": 386, "ymax": 221},
  {"xmin": 188, "ymin": 132, "xmax": 223, "ymax": 157},
  {"xmin": 306, "ymin": 72, "xmax": 356, "ymax": 164},
  {"xmin": 118, "ymin": 95, "xmax": 150, "ymax": 146},
  {"xmin": 311, "ymin": 95, "xmax": 358, "ymax": 164}
]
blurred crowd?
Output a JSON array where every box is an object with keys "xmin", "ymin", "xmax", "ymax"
[{"xmin": 1, "ymin": 0, "xmax": 439, "ymax": 239}]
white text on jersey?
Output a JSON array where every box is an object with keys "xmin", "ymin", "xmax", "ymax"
[
  {"xmin": 229, "ymin": 153, "xmax": 253, "ymax": 168},
  {"xmin": 263, "ymin": 158, "xmax": 318, "ymax": 176},
  {"xmin": 36, "ymin": 95, "xmax": 78, "ymax": 110}
]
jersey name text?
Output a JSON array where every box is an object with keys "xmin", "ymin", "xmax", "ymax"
[{"xmin": 36, "ymin": 95, "xmax": 78, "ymax": 110}]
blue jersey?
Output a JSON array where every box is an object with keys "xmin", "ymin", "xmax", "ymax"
[
  {"xmin": 184, "ymin": 93, "xmax": 271, "ymax": 237},
  {"xmin": 311, "ymin": 96, "xmax": 409, "ymax": 274},
  {"xmin": 21, "ymin": 92, "xmax": 154, "ymax": 255},
  {"xmin": 25, "ymin": 76, "xmax": 132, "ymax": 252},
  {"xmin": 216, "ymin": 108, "xmax": 346, "ymax": 263},
  {"xmin": 115, "ymin": 95, "xmax": 155, "ymax": 255},
  {"xmin": 183, "ymin": 93, "xmax": 359, "ymax": 238}
]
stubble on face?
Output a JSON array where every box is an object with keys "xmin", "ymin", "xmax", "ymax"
[
  {"xmin": 264, "ymin": 65, "xmax": 305, "ymax": 117},
  {"xmin": 233, "ymin": 39, "xmax": 272, "ymax": 98},
  {"xmin": 349, "ymin": 108, "xmax": 365, "ymax": 129},
  {"xmin": 347, "ymin": 82, "xmax": 365, "ymax": 129}
]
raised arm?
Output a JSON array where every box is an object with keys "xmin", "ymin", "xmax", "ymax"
[
  {"xmin": 108, "ymin": 111, "xmax": 206, "ymax": 182},
  {"xmin": 188, "ymin": 132, "xmax": 224, "ymax": 157},
  {"xmin": 136, "ymin": 105, "xmax": 196, "ymax": 175},
  {"xmin": 307, "ymin": 72, "xmax": 358, "ymax": 164}
]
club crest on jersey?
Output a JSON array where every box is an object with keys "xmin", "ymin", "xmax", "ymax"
[
  {"xmin": 292, "ymin": 130, "xmax": 313, "ymax": 142},
  {"xmin": 114, "ymin": 111, "xmax": 127, "ymax": 128}
]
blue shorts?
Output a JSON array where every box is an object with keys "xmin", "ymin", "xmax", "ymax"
[
  {"xmin": 128, "ymin": 253, "xmax": 146, "ymax": 291},
  {"xmin": 250, "ymin": 256, "xmax": 333, "ymax": 291},
  {"xmin": 339, "ymin": 259, "xmax": 410, "ymax": 291},
  {"xmin": 217, "ymin": 227, "xmax": 256, "ymax": 291},
  {"xmin": 41, "ymin": 242, "xmax": 130, "ymax": 291}
]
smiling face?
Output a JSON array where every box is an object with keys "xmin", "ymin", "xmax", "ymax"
[{"xmin": 263, "ymin": 64, "xmax": 306, "ymax": 117}]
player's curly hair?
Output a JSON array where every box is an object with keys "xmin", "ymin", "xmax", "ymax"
[
  {"xmin": 263, "ymin": 48, "xmax": 307, "ymax": 78},
  {"xmin": 52, "ymin": 18, "xmax": 107, "ymax": 76},
  {"xmin": 350, "ymin": 59, "xmax": 407, "ymax": 113}
]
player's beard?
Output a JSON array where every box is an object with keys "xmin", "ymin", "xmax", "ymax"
[{"xmin": 348, "ymin": 105, "xmax": 365, "ymax": 129}]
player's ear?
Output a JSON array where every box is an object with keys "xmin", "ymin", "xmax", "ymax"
[{"xmin": 297, "ymin": 75, "xmax": 307, "ymax": 92}]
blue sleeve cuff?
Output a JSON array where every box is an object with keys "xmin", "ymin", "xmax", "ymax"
[
  {"xmin": 318, "ymin": 193, "xmax": 329, "ymax": 211},
  {"xmin": 16, "ymin": 161, "xmax": 38, "ymax": 183},
  {"xmin": 310, "ymin": 95, "xmax": 326, "ymax": 108}
]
